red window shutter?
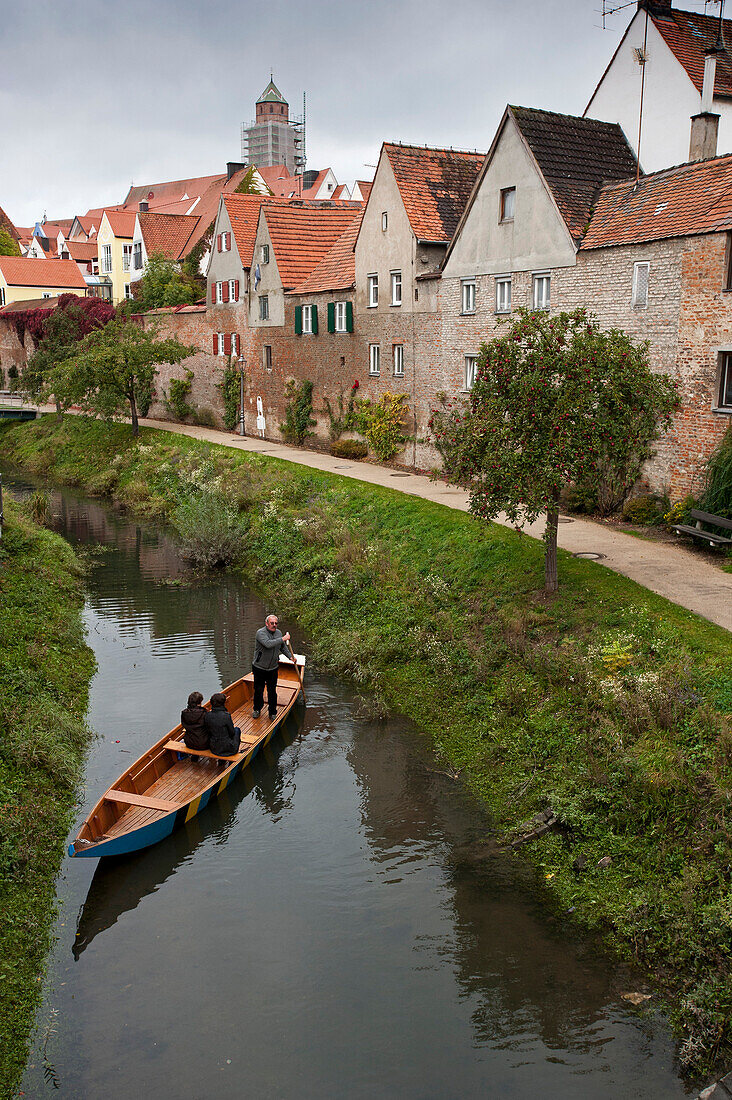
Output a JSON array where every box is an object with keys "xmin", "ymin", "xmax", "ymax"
[
  {"xmin": 217, "ymin": 234, "xmax": 222, "ymax": 252},
  {"xmin": 223, "ymin": 282, "xmax": 230, "ymax": 303},
  {"xmin": 224, "ymin": 333, "xmax": 232, "ymax": 355},
  {"xmin": 234, "ymin": 280, "xmax": 239, "ymax": 302},
  {"xmin": 212, "ymin": 334, "xmax": 217, "ymax": 355},
  {"xmin": 210, "ymin": 284, "xmax": 216, "ymax": 304}
]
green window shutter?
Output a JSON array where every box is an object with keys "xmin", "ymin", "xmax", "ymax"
[
  {"xmin": 294, "ymin": 305, "xmax": 302, "ymax": 335},
  {"xmin": 327, "ymin": 302, "xmax": 335, "ymax": 333},
  {"xmin": 311, "ymin": 304, "xmax": 318, "ymax": 334},
  {"xmin": 346, "ymin": 301, "xmax": 354, "ymax": 332}
]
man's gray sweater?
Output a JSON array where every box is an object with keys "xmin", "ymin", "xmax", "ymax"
[{"xmin": 253, "ymin": 627, "xmax": 290, "ymax": 671}]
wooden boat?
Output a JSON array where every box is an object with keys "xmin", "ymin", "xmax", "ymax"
[{"xmin": 69, "ymin": 655, "xmax": 305, "ymax": 859}]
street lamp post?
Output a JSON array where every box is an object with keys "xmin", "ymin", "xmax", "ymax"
[{"xmin": 238, "ymin": 355, "xmax": 246, "ymax": 437}]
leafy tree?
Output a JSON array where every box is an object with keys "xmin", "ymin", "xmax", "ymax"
[
  {"xmin": 63, "ymin": 316, "xmax": 194, "ymax": 435},
  {"xmin": 430, "ymin": 308, "xmax": 680, "ymax": 592},
  {"xmin": 0, "ymin": 229, "xmax": 20, "ymax": 256},
  {"xmin": 124, "ymin": 252, "xmax": 201, "ymax": 314},
  {"xmin": 19, "ymin": 295, "xmax": 115, "ymax": 414}
]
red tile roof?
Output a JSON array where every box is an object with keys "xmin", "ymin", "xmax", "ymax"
[
  {"xmin": 257, "ymin": 165, "xmax": 300, "ymax": 197},
  {"xmin": 138, "ymin": 212, "xmax": 199, "ymax": 261},
  {"xmin": 222, "ymin": 194, "xmax": 291, "ymax": 268},
  {"xmin": 581, "ymin": 152, "xmax": 732, "ymax": 249},
  {"xmin": 64, "ymin": 239, "xmax": 98, "ymax": 262},
  {"xmin": 44, "ymin": 219, "xmax": 73, "ymax": 233},
  {"xmin": 123, "ymin": 175, "xmax": 224, "ymax": 210},
  {"xmin": 37, "ymin": 223, "xmax": 67, "ymax": 241},
  {"xmin": 384, "ymin": 143, "xmax": 484, "ymax": 243},
  {"xmin": 103, "ymin": 211, "xmax": 137, "ymax": 238},
  {"xmin": 71, "ymin": 215, "xmax": 98, "ymax": 237},
  {"xmin": 355, "ymin": 180, "xmax": 372, "ymax": 201},
  {"xmin": 291, "ymin": 210, "xmax": 364, "ymax": 294},
  {"xmin": 0, "ymin": 256, "xmax": 87, "ymax": 289},
  {"xmin": 0, "ymin": 205, "xmax": 20, "ymax": 240},
  {"xmin": 85, "ymin": 205, "xmax": 126, "ymax": 220},
  {"xmin": 651, "ymin": 7, "xmax": 732, "ymax": 99},
  {"xmin": 262, "ymin": 205, "xmax": 363, "ymax": 288}
]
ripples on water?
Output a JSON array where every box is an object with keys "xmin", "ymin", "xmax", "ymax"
[{"xmin": 1, "ymin": 474, "xmax": 691, "ymax": 1099}]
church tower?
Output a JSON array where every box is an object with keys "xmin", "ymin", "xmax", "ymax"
[{"xmin": 241, "ymin": 79, "xmax": 304, "ymax": 174}]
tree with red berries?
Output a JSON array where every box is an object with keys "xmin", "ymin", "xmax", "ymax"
[{"xmin": 430, "ymin": 309, "xmax": 679, "ymax": 592}]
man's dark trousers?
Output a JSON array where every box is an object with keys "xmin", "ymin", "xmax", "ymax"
[{"xmin": 253, "ymin": 667, "xmax": 278, "ymax": 716}]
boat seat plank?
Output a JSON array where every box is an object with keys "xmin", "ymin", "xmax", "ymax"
[
  {"xmin": 105, "ymin": 789, "xmax": 180, "ymax": 812},
  {"xmin": 164, "ymin": 740, "xmax": 258, "ymax": 760}
]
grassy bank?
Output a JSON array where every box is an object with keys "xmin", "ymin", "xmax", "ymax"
[
  {"xmin": 0, "ymin": 496, "xmax": 95, "ymax": 1097},
  {"xmin": 2, "ymin": 414, "xmax": 731, "ymax": 1078}
]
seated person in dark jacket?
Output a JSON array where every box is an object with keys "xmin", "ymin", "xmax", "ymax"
[
  {"xmin": 203, "ymin": 692, "xmax": 241, "ymax": 757},
  {"xmin": 181, "ymin": 691, "xmax": 209, "ymax": 751}
]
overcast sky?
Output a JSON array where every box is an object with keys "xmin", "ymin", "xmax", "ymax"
[{"xmin": 0, "ymin": 0, "xmax": 718, "ymax": 227}]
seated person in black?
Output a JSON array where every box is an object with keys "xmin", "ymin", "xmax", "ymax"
[
  {"xmin": 203, "ymin": 692, "xmax": 241, "ymax": 757},
  {"xmin": 181, "ymin": 691, "xmax": 209, "ymax": 752}
]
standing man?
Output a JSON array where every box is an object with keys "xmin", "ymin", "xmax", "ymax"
[{"xmin": 252, "ymin": 613, "xmax": 292, "ymax": 719}]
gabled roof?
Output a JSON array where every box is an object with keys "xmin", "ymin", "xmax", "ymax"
[
  {"xmin": 262, "ymin": 205, "xmax": 363, "ymax": 288},
  {"xmin": 64, "ymin": 239, "xmax": 98, "ymax": 262},
  {"xmin": 257, "ymin": 165, "xmax": 294, "ymax": 196},
  {"xmin": 650, "ymin": 6, "xmax": 732, "ymax": 99},
  {"xmin": 138, "ymin": 212, "xmax": 200, "ymax": 261},
  {"xmin": 0, "ymin": 256, "xmax": 87, "ymax": 289},
  {"xmin": 123, "ymin": 175, "xmax": 223, "ymax": 211},
  {"xmin": 0, "ymin": 206, "xmax": 20, "ymax": 240},
  {"xmin": 354, "ymin": 180, "xmax": 372, "ymax": 201},
  {"xmin": 70, "ymin": 215, "xmax": 98, "ymax": 238},
  {"xmin": 43, "ymin": 219, "xmax": 73, "ymax": 233},
  {"xmin": 36, "ymin": 222, "xmax": 67, "ymax": 241},
  {"xmin": 383, "ymin": 143, "xmax": 484, "ymax": 243},
  {"xmin": 222, "ymin": 194, "xmax": 291, "ymax": 268},
  {"xmin": 102, "ymin": 211, "xmax": 137, "ymax": 238},
  {"xmin": 257, "ymin": 80, "xmax": 287, "ymax": 105},
  {"xmin": 581, "ymin": 152, "xmax": 732, "ymax": 249},
  {"xmin": 291, "ymin": 210, "xmax": 364, "ymax": 294},
  {"xmin": 510, "ymin": 106, "xmax": 638, "ymax": 241}
]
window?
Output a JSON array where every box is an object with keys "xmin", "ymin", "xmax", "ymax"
[
  {"xmin": 632, "ymin": 261, "xmax": 649, "ymax": 308},
  {"xmin": 124, "ymin": 283, "xmax": 132, "ymax": 299},
  {"xmin": 223, "ymin": 232, "xmax": 230, "ymax": 252},
  {"xmin": 133, "ymin": 242, "xmax": 143, "ymax": 270},
  {"xmin": 302, "ymin": 304, "xmax": 313, "ymax": 334},
  {"xmin": 369, "ymin": 344, "xmax": 380, "ymax": 375},
  {"xmin": 0, "ymin": 287, "xmax": 4, "ymax": 306},
  {"xmin": 42, "ymin": 292, "xmax": 53, "ymax": 299},
  {"xmin": 382, "ymin": 212, "xmax": 388, "ymax": 232},
  {"xmin": 101, "ymin": 244, "xmax": 112, "ymax": 274},
  {"xmin": 533, "ymin": 273, "xmax": 550, "ymax": 311},
  {"xmin": 718, "ymin": 352, "xmax": 732, "ymax": 409},
  {"xmin": 495, "ymin": 276, "xmax": 511, "ymax": 314},
  {"xmin": 500, "ymin": 187, "xmax": 516, "ymax": 222},
  {"xmin": 229, "ymin": 279, "xmax": 237, "ymax": 303},
  {"xmin": 335, "ymin": 301, "xmax": 347, "ymax": 332},
  {"xmin": 391, "ymin": 271, "xmax": 402, "ymax": 306},
  {"xmin": 231, "ymin": 333, "xmax": 238, "ymax": 357},
  {"xmin": 123, "ymin": 244, "xmax": 132, "ymax": 272},
  {"xmin": 259, "ymin": 295, "xmax": 269, "ymax": 320},
  {"xmin": 367, "ymin": 274, "xmax": 378, "ymax": 307},
  {"xmin": 393, "ymin": 344, "xmax": 404, "ymax": 377},
  {"xmin": 261, "ymin": 244, "xmax": 270, "ymax": 264},
  {"xmin": 464, "ymin": 355, "xmax": 477, "ymax": 390},
  {"xmin": 726, "ymin": 234, "xmax": 732, "ymax": 290},
  {"xmin": 217, "ymin": 333, "xmax": 226, "ymax": 356},
  {"xmin": 461, "ymin": 279, "xmax": 476, "ymax": 314},
  {"xmin": 263, "ymin": 345, "xmax": 273, "ymax": 372}
]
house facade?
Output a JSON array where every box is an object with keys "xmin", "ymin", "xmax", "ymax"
[
  {"xmin": 97, "ymin": 211, "xmax": 136, "ymax": 304},
  {"xmin": 0, "ymin": 256, "xmax": 87, "ymax": 307}
]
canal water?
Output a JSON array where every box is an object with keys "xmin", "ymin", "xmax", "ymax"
[{"xmin": 9, "ymin": 477, "xmax": 691, "ymax": 1098}]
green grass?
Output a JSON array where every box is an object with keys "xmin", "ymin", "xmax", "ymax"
[
  {"xmin": 0, "ymin": 498, "xmax": 95, "ymax": 1098},
  {"xmin": 2, "ymin": 414, "xmax": 732, "ymax": 1077}
]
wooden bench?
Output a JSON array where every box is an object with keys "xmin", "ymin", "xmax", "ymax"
[
  {"xmin": 672, "ymin": 509, "xmax": 732, "ymax": 548},
  {"xmin": 164, "ymin": 739, "xmax": 260, "ymax": 761},
  {"xmin": 105, "ymin": 789, "xmax": 180, "ymax": 812}
]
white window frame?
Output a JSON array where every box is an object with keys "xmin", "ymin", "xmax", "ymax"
[
  {"xmin": 382, "ymin": 212, "xmax": 388, "ymax": 232},
  {"xmin": 533, "ymin": 272, "xmax": 550, "ymax": 311},
  {"xmin": 229, "ymin": 279, "xmax": 237, "ymax": 302},
  {"xmin": 717, "ymin": 351, "xmax": 732, "ymax": 410},
  {"xmin": 259, "ymin": 295, "xmax": 269, "ymax": 321},
  {"xmin": 632, "ymin": 261, "xmax": 650, "ymax": 309},
  {"xmin": 222, "ymin": 231, "xmax": 230, "ymax": 252},
  {"xmin": 42, "ymin": 292, "xmax": 53, "ymax": 299},
  {"xmin": 500, "ymin": 187, "xmax": 516, "ymax": 222},
  {"xmin": 367, "ymin": 274, "xmax": 378, "ymax": 308},
  {"xmin": 217, "ymin": 333, "xmax": 226, "ymax": 356},
  {"xmin": 369, "ymin": 343, "xmax": 380, "ymax": 376},
  {"xmin": 0, "ymin": 287, "xmax": 4, "ymax": 306},
  {"xmin": 391, "ymin": 270, "xmax": 402, "ymax": 307},
  {"xmin": 261, "ymin": 244, "xmax": 270, "ymax": 264},
  {"xmin": 231, "ymin": 333, "xmax": 238, "ymax": 357},
  {"xmin": 495, "ymin": 276, "xmax": 511, "ymax": 314},
  {"xmin": 101, "ymin": 244, "xmax": 112, "ymax": 274},
  {"xmin": 461, "ymin": 279, "xmax": 476, "ymax": 315},
  {"xmin": 393, "ymin": 344, "xmax": 404, "ymax": 377},
  {"xmin": 335, "ymin": 301, "xmax": 347, "ymax": 333},
  {"xmin": 216, "ymin": 281, "xmax": 223, "ymax": 304},
  {"xmin": 464, "ymin": 355, "xmax": 478, "ymax": 390},
  {"xmin": 302, "ymin": 304, "xmax": 313, "ymax": 334},
  {"xmin": 122, "ymin": 243, "xmax": 132, "ymax": 272},
  {"xmin": 124, "ymin": 283, "xmax": 132, "ymax": 299},
  {"xmin": 133, "ymin": 241, "xmax": 143, "ymax": 270}
]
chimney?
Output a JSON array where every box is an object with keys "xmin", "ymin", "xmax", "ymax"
[
  {"xmin": 637, "ymin": 1, "xmax": 672, "ymax": 12},
  {"xmin": 689, "ymin": 46, "xmax": 722, "ymax": 161},
  {"xmin": 227, "ymin": 161, "xmax": 247, "ymax": 181},
  {"xmin": 139, "ymin": 200, "xmax": 148, "ymax": 213}
]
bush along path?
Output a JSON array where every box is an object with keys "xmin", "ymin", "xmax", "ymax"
[
  {"xmin": 2, "ymin": 414, "xmax": 732, "ymax": 1080},
  {"xmin": 0, "ymin": 498, "xmax": 95, "ymax": 1099}
]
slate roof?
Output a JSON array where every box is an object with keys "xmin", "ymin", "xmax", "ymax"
[
  {"xmin": 384, "ymin": 143, "xmax": 484, "ymax": 243},
  {"xmin": 291, "ymin": 210, "xmax": 364, "ymax": 294},
  {"xmin": 138, "ymin": 212, "xmax": 199, "ymax": 261},
  {"xmin": 651, "ymin": 6, "xmax": 732, "ymax": 99},
  {"xmin": 0, "ymin": 256, "xmax": 87, "ymax": 288},
  {"xmin": 510, "ymin": 106, "xmax": 638, "ymax": 241},
  {"xmin": 262, "ymin": 205, "xmax": 363, "ymax": 288},
  {"xmin": 581, "ymin": 152, "xmax": 732, "ymax": 249}
]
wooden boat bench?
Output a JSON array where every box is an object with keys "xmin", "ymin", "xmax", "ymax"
[
  {"xmin": 105, "ymin": 789, "xmax": 180, "ymax": 812},
  {"xmin": 672, "ymin": 509, "xmax": 732, "ymax": 548},
  {"xmin": 164, "ymin": 740, "xmax": 260, "ymax": 761}
]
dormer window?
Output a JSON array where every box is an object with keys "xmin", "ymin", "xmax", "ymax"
[{"xmin": 500, "ymin": 187, "xmax": 515, "ymax": 222}]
